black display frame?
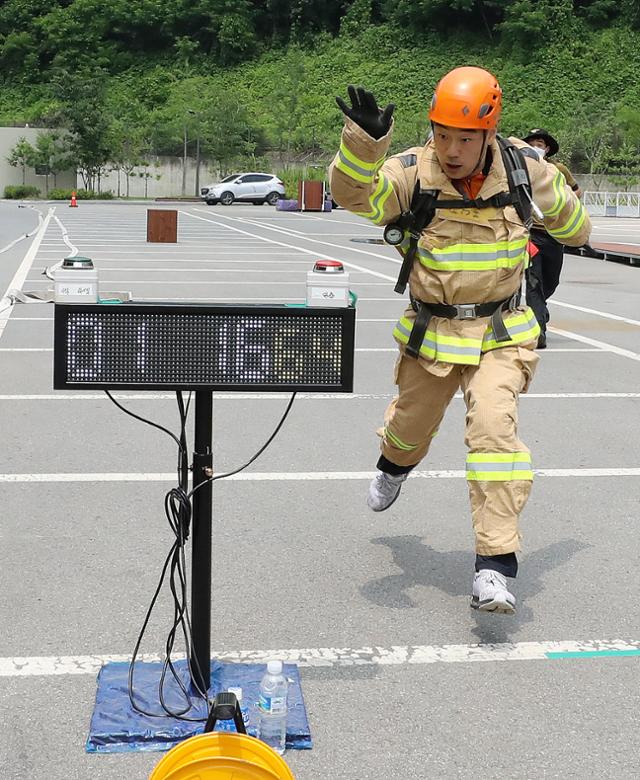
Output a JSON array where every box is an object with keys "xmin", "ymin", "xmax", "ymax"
[{"xmin": 53, "ymin": 302, "xmax": 356, "ymax": 392}]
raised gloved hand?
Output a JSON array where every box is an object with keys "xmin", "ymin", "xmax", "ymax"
[{"xmin": 336, "ymin": 85, "xmax": 395, "ymax": 140}]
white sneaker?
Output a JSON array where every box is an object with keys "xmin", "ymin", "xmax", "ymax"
[
  {"xmin": 471, "ymin": 570, "xmax": 516, "ymax": 614},
  {"xmin": 367, "ymin": 471, "xmax": 407, "ymax": 512}
]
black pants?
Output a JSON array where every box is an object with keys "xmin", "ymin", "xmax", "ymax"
[{"xmin": 526, "ymin": 230, "xmax": 565, "ymax": 333}]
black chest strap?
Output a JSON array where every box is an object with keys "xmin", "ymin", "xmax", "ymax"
[{"xmin": 393, "ymin": 184, "xmax": 438, "ymax": 294}]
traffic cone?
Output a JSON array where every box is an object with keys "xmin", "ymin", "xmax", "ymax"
[{"xmin": 69, "ymin": 190, "xmax": 78, "ymax": 208}]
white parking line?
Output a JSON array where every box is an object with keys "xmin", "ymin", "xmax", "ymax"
[
  {"xmin": 0, "ymin": 346, "xmax": 609, "ymax": 354},
  {"xmin": 0, "ymin": 209, "xmax": 53, "ymax": 342},
  {"xmin": 0, "ymin": 392, "xmax": 638, "ymax": 401},
  {"xmin": 1, "ymin": 468, "xmax": 639, "ymax": 483},
  {"xmin": 551, "ymin": 300, "xmax": 640, "ymax": 327},
  {"xmin": 22, "ymin": 278, "xmax": 390, "ymax": 286},
  {"xmin": 549, "ymin": 326, "xmax": 640, "ymax": 362},
  {"xmin": 2, "ymin": 639, "xmax": 639, "ymax": 677},
  {"xmin": 186, "ymin": 209, "xmax": 401, "ymax": 271}
]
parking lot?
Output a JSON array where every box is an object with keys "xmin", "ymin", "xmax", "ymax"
[{"xmin": 1, "ymin": 201, "xmax": 639, "ymax": 779}]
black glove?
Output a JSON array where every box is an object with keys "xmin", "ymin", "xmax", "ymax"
[{"xmin": 336, "ymin": 85, "xmax": 395, "ymax": 140}]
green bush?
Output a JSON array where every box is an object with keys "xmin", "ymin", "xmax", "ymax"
[
  {"xmin": 49, "ymin": 188, "xmax": 115, "ymax": 200},
  {"xmin": 77, "ymin": 188, "xmax": 115, "ymax": 200},
  {"xmin": 4, "ymin": 184, "xmax": 40, "ymax": 199},
  {"xmin": 49, "ymin": 188, "xmax": 73, "ymax": 200}
]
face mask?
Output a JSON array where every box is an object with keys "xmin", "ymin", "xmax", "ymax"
[{"xmin": 532, "ymin": 145, "xmax": 546, "ymax": 159}]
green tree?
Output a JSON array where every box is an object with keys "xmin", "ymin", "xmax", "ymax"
[
  {"xmin": 7, "ymin": 137, "xmax": 36, "ymax": 185},
  {"xmin": 498, "ymin": 0, "xmax": 575, "ymax": 50},
  {"xmin": 50, "ymin": 68, "xmax": 113, "ymax": 190},
  {"xmin": 30, "ymin": 131, "xmax": 75, "ymax": 194},
  {"xmin": 0, "ymin": 31, "xmax": 39, "ymax": 79}
]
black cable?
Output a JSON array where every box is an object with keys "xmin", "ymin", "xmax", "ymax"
[
  {"xmin": 105, "ymin": 390, "xmax": 183, "ymax": 451},
  {"xmin": 107, "ymin": 390, "xmax": 207, "ymax": 720},
  {"xmin": 188, "ymin": 391, "xmax": 297, "ymax": 500},
  {"xmin": 106, "ymin": 390, "xmax": 298, "ymax": 722}
]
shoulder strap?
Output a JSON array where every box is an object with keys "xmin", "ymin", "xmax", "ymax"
[
  {"xmin": 394, "ymin": 183, "xmax": 439, "ymax": 294},
  {"xmin": 496, "ymin": 135, "xmax": 533, "ymax": 228}
]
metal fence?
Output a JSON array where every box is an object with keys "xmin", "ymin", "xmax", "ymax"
[{"xmin": 583, "ymin": 192, "xmax": 640, "ymax": 218}]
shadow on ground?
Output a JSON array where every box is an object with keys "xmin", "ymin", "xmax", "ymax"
[{"xmin": 360, "ymin": 535, "xmax": 590, "ymax": 642}]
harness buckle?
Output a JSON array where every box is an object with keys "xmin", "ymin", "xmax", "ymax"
[
  {"xmin": 453, "ymin": 303, "xmax": 478, "ymax": 320},
  {"xmin": 507, "ymin": 292, "xmax": 520, "ymax": 311}
]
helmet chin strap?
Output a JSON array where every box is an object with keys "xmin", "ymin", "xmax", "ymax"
[{"xmin": 472, "ymin": 130, "xmax": 488, "ymax": 176}]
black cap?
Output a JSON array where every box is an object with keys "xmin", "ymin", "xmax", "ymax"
[{"xmin": 523, "ymin": 128, "xmax": 559, "ymax": 157}]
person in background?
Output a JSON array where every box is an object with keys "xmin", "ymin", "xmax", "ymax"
[{"xmin": 523, "ymin": 128, "xmax": 581, "ymax": 349}]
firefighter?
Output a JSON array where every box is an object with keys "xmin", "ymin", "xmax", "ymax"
[
  {"xmin": 331, "ymin": 67, "xmax": 590, "ymax": 614},
  {"xmin": 523, "ymin": 128, "xmax": 582, "ymax": 348}
]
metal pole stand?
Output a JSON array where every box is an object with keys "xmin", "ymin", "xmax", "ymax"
[{"xmin": 189, "ymin": 391, "xmax": 213, "ymax": 691}]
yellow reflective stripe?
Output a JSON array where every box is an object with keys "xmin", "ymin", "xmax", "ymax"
[
  {"xmin": 335, "ymin": 159, "xmax": 371, "ymax": 184},
  {"xmin": 431, "ymin": 238, "xmax": 528, "ymax": 256},
  {"xmin": 355, "ymin": 173, "xmax": 394, "ymax": 225},
  {"xmin": 482, "ymin": 309, "xmax": 540, "ymax": 351},
  {"xmin": 543, "ymin": 169, "xmax": 567, "ymax": 218},
  {"xmin": 467, "ymin": 470, "xmax": 534, "ymax": 481},
  {"xmin": 467, "ymin": 452, "xmax": 533, "ymax": 481},
  {"xmin": 340, "ymin": 142, "xmax": 385, "ymax": 171},
  {"xmin": 335, "ymin": 142, "xmax": 385, "ymax": 184},
  {"xmin": 392, "ymin": 307, "xmax": 539, "ymax": 366},
  {"xmin": 467, "ymin": 452, "xmax": 531, "ymax": 464},
  {"xmin": 396, "ymin": 317, "xmax": 482, "ymax": 347},
  {"xmin": 418, "ymin": 238, "xmax": 528, "ymax": 272},
  {"xmin": 385, "ymin": 428, "xmax": 417, "ymax": 451},
  {"xmin": 547, "ymin": 199, "xmax": 587, "ymax": 240},
  {"xmin": 393, "ymin": 323, "xmax": 481, "ymax": 365}
]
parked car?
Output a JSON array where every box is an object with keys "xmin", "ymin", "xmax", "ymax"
[{"xmin": 200, "ymin": 173, "xmax": 285, "ymax": 206}]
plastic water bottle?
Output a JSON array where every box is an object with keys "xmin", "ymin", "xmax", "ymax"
[
  {"xmin": 256, "ymin": 660, "xmax": 288, "ymax": 754},
  {"xmin": 227, "ymin": 687, "xmax": 250, "ymax": 732}
]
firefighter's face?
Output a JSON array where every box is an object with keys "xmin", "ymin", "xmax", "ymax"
[{"xmin": 432, "ymin": 124, "xmax": 495, "ymax": 179}]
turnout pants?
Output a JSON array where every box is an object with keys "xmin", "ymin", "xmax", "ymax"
[{"xmin": 380, "ymin": 346, "xmax": 539, "ymax": 556}]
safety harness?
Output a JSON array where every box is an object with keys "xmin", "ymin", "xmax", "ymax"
[{"xmin": 389, "ymin": 136, "xmax": 535, "ymax": 359}]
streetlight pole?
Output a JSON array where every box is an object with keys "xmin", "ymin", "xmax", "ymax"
[
  {"xmin": 182, "ymin": 124, "xmax": 187, "ymax": 197},
  {"xmin": 188, "ymin": 109, "xmax": 201, "ymax": 197}
]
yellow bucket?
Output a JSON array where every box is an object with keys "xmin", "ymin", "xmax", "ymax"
[{"xmin": 148, "ymin": 732, "xmax": 296, "ymax": 780}]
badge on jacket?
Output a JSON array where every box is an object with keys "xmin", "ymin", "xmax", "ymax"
[{"xmin": 438, "ymin": 207, "xmax": 499, "ymax": 225}]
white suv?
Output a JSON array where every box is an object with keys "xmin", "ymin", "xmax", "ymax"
[{"xmin": 200, "ymin": 173, "xmax": 285, "ymax": 206}]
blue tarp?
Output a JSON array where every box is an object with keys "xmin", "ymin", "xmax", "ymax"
[{"xmin": 87, "ymin": 660, "xmax": 312, "ymax": 753}]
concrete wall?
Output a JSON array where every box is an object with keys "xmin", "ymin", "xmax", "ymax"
[
  {"xmin": 574, "ymin": 174, "xmax": 640, "ymax": 193},
  {"xmin": 99, "ymin": 156, "xmax": 207, "ymax": 199},
  {"xmin": 0, "ymin": 127, "xmax": 76, "ymax": 194}
]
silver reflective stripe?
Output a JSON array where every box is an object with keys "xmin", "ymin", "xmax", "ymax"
[
  {"xmin": 395, "ymin": 321, "xmax": 480, "ymax": 357},
  {"xmin": 422, "ymin": 245, "xmax": 526, "ymax": 264},
  {"xmin": 485, "ymin": 317, "xmax": 535, "ymax": 340},
  {"xmin": 466, "ymin": 461, "xmax": 532, "ymax": 473},
  {"xmin": 549, "ymin": 201, "xmax": 586, "ymax": 239},
  {"xmin": 338, "ymin": 150, "xmax": 375, "ymax": 179}
]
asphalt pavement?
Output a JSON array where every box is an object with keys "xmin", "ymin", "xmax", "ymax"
[{"xmin": 0, "ymin": 200, "xmax": 639, "ymax": 780}]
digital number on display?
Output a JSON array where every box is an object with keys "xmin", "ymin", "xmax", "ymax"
[{"xmin": 54, "ymin": 304, "xmax": 355, "ymax": 392}]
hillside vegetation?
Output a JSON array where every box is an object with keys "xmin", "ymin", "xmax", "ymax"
[{"xmin": 1, "ymin": 1, "xmax": 640, "ymax": 185}]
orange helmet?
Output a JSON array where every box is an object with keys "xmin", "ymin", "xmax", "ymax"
[{"xmin": 429, "ymin": 66, "xmax": 502, "ymax": 130}]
